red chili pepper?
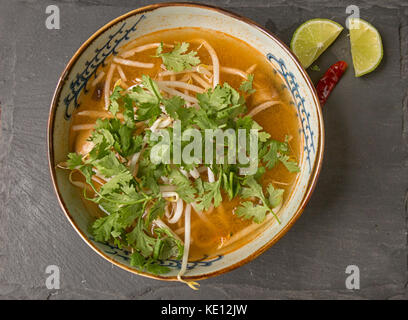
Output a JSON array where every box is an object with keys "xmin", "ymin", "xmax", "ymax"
[{"xmin": 315, "ymin": 61, "xmax": 347, "ymax": 106}]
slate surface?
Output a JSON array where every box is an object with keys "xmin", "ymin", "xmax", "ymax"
[{"xmin": 0, "ymin": 0, "xmax": 407, "ymax": 300}]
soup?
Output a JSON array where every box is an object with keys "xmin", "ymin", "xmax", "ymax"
[{"xmin": 61, "ymin": 28, "xmax": 300, "ymax": 286}]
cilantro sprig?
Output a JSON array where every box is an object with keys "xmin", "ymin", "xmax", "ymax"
[{"xmin": 156, "ymin": 42, "xmax": 200, "ymax": 72}]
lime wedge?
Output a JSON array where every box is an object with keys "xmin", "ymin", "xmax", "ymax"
[
  {"xmin": 290, "ymin": 18, "xmax": 343, "ymax": 68},
  {"xmin": 348, "ymin": 18, "xmax": 383, "ymax": 77}
]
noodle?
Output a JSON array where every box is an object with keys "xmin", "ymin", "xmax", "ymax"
[
  {"xmin": 190, "ymin": 73, "xmax": 211, "ymax": 89},
  {"xmin": 194, "ymin": 39, "xmax": 219, "ymax": 87},
  {"xmin": 158, "ymin": 84, "xmax": 198, "ymax": 104},
  {"xmin": 117, "ymin": 65, "xmax": 127, "ymax": 82},
  {"xmin": 91, "ymin": 71, "xmax": 105, "ymax": 87},
  {"xmin": 157, "ymin": 81, "xmax": 204, "ymax": 93},
  {"xmin": 247, "ymin": 101, "xmax": 281, "ymax": 117},
  {"xmin": 113, "ymin": 57, "xmax": 154, "ymax": 69},
  {"xmin": 72, "ymin": 124, "xmax": 95, "ymax": 131},
  {"xmin": 168, "ymin": 198, "xmax": 184, "ymax": 224}
]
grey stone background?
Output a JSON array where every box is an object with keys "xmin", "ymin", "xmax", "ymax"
[{"xmin": 0, "ymin": 0, "xmax": 407, "ymax": 300}]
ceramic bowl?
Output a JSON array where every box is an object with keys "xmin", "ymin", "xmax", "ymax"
[{"xmin": 48, "ymin": 2, "xmax": 324, "ymax": 281}]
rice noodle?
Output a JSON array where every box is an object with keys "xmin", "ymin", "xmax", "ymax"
[
  {"xmin": 113, "ymin": 57, "xmax": 154, "ymax": 69},
  {"xmin": 207, "ymin": 167, "xmax": 215, "ymax": 183},
  {"xmin": 91, "ymin": 71, "xmax": 105, "ymax": 87},
  {"xmin": 158, "ymin": 84, "xmax": 198, "ymax": 104},
  {"xmin": 168, "ymin": 198, "xmax": 184, "ymax": 224},
  {"xmin": 161, "ymin": 191, "xmax": 179, "ymax": 201},
  {"xmin": 158, "ymin": 117, "xmax": 172, "ymax": 129},
  {"xmin": 69, "ymin": 171, "xmax": 91, "ymax": 191},
  {"xmin": 129, "ymin": 151, "xmax": 141, "ymax": 175},
  {"xmin": 149, "ymin": 117, "xmax": 162, "ymax": 132},
  {"xmin": 179, "ymin": 74, "xmax": 191, "ymax": 83},
  {"xmin": 196, "ymin": 39, "xmax": 219, "ymax": 87},
  {"xmin": 120, "ymin": 42, "xmax": 161, "ymax": 58},
  {"xmin": 271, "ymin": 180, "xmax": 290, "ymax": 186},
  {"xmin": 247, "ymin": 101, "xmax": 281, "ymax": 117},
  {"xmin": 76, "ymin": 110, "xmax": 124, "ymax": 120},
  {"xmin": 157, "ymin": 81, "xmax": 204, "ymax": 93},
  {"xmin": 179, "ymin": 168, "xmax": 189, "ymax": 177},
  {"xmin": 117, "ymin": 65, "xmax": 127, "ymax": 82},
  {"xmin": 164, "ymin": 203, "xmax": 171, "ymax": 218},
  {"xmin": 92, "ymin": 174, "xmax": 107, "ymax": 185},
  {"xmin": 190, "ymin": 73, "xmax": 211, "ymax": 89},
  {"xmin": 189, "ymin": 168, "xmax": 200, "ymax": 179},
  {"xmin": 206, "ymin": 65, "xmax": 248, "ymax": 80},
  {"xmin": 104, "ymin": 63, "xmax": 116, "ymax": 110},
  {"xmin": 72, "ymin": 124, "xmax": 95, "ymax": 131},
  {"xmin": 197, "ymin": 65, "xmax": 213, "ymax": 80},
  {"xmin": 246, "ymin": 64, "xmax": 257, "ymax": 74},
  {"xmin": 177, "ymin": 204, "xmax": 197, "ymax": 289}
]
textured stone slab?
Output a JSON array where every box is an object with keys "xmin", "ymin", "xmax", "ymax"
[{"xmin": 0, "ymin": 0, "xmax": 406, "ymax": 299}]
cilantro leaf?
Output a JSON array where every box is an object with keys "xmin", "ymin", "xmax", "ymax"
[
  {"xmin": 67, "ymin": 153, "xmax": 83, "ymax": 169},
  {"xmin": 169, "ymin": 169, "xmax": 197, "ymax": 203},
  {"xmin": 267, "ymin": 184, "xmax": 284, "ymax": 208},
  {"xmin": 108, "ymin": 85, "xmax": 123, "ymax": 116},
  {"xmin": 239, "ymin": 74, "xmax": 256, "ymax": 94},
  {"xmin": 162, "ymin": 96, "xmax": 194, "ymax": 122},
  {"xmin": 156, "ymin": 42, "xmax": 200, "ymax": 72},
  {"xmin": 130, "ymin": 251, "xmax": 170, "ymax": 275},
  {"xmin": 92, "ymin": 151, "xmax": 127, "ymax": 178},
  {"xmin": 92, "ymin": 212, "xmax": 120, "ymax": 242},
  {"xmin": 196, "ymin": 175, "xmax": 223, "ymax": 211},
  {"xmin": 127, "ymin": 219, "xmax": 157, "ymax": 257},
  {"xmin": 278, "ymin": 154, "xmax": 300, "ymax": 172},
  {"xmin": 236, "ymin": 176, "xmax": 281, "ymax": 224},
  {"xmin": 235, "ymin": 201, "xmax": 268, "ymax": 223}
]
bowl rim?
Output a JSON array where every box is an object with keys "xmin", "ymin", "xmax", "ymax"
[{"xmin": 47, "ymin": 1, "xmax": 324, "ymax": 282}]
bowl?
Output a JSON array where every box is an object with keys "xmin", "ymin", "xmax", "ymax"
[{"xmin": 48, "ymin": 2, "xmax": 324, "ymax": 281}]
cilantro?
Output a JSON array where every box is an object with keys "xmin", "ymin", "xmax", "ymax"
[
  {"xmin": 239, "ymin": 74, "xmax": 256, "ymax": 94},
  {"xmin": 156, "ymin": 42, "xmax": 200, "ymax": 72},
  {"xmin": 278, "ymin": 154, "xmax": 300, "ymax": 172},
  {"xmin": 162, "ymin": 96, "xmax": 193, "ymax": 122},
  {"xmin": 267, "ymin": 184, "xmax": 284, "ymax": 208},
  {"xmin": 235, "ymin": 201, "xmax": 268, "ymax": 224},
  {"xmin": 108, "ymin": 85, "xmax": 123, "ymax": 116},
  {"xmin": 235, "ymin": 176, "xmax": 282, "ymax": 224},
  {"xmin": 67, "ymin": 153, "xmax": 83, "ymax": 169},
  {"xmin": 169, "ymin": 169, "xmax": 197, "ymax": 203},
  {"xmin": 195, "ymin": 83, "xmax": 246, "ymax": 127},
  {"xmin": 130, "ymin": 251, "xmax": 170, "ymax": 275},
  {"xmin": 127, "ymin": 219, "xmax": 157, "ymax": 257},
  {"xmin": 92, "ymin": 151, "xmax": 126, "ymax": 178},
  {"xmin": 196, "ymin": 173, "xmax": 223, "ymax": 211}
]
